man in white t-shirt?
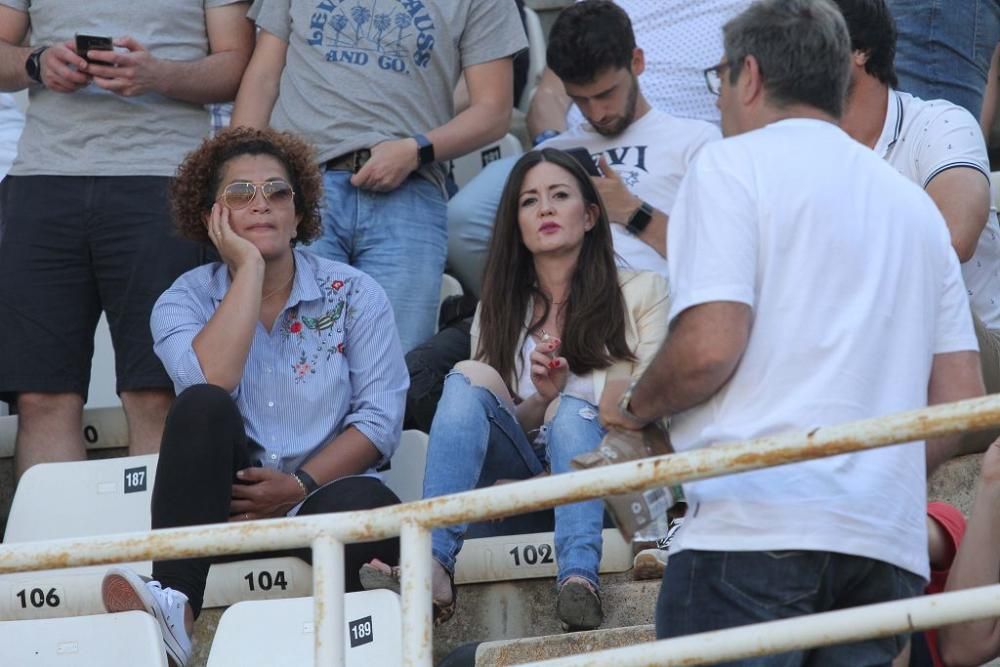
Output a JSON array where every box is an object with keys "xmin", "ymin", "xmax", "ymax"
[
  {"xmin": 602, "ymin": 0, "xmax": 984, "ymax": 662},
  {"xmin": 527, "ymin": 0, "xmax": 752, "ymax": 140},
  {"xmin": 447, "ymin": 0, "xmax": 721, "ymax": 294},
  {"xmin": 835, "ymin": 0, "xmax": 1000, "ymax": 466}
]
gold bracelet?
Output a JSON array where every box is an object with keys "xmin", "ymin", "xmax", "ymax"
[{"xmin": 291, "ymin": 473, "xmax": 308, "ymax": 501}]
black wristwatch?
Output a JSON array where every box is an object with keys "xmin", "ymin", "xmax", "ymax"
[
  {"xmin": 293, "ymin": 469, "xmax": 320, "ymax": 496},
  {"xmin": 25, "ymin": 46, "xmax": 48, "ymax": 85},
  {"xmin": 626, "ymin": 200, "xmax": 655, "ymax": 236},
  {"xmin": 413, "ymin": 133, "xmax": 435, "ymax": 166}
]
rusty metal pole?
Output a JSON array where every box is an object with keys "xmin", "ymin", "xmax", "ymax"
[
  {"xmin": 527, "ymin": 584, "xmax": 1000, "ymax": 667},
  {"xmin": 400, "ymin": 522, "xmax": 433, "ymax": 667},
  {"xmin": 312, "ymin": 535, "xmax": 345, "ymax": 667}
]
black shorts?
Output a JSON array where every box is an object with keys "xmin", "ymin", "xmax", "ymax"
[{"xmin": 0, "ymin": 175, "xmax": 211, "ymax": 402}]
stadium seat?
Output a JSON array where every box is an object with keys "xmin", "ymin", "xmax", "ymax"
[
  {"xmin": 380, "ymin": 431, "xmax": 632, "ymax": 584},
  {"xmin": 382, "ymin": 429, "xmax": 429, "ymax": 504},
  {"xmin": 0, "ymin": 455, "xmax": 159, "ymax": 621},
  {"xmin": 454, "ymin": 528, "xmax": 632, "ymax": 584},
  {"xmin": 206, "ymin": 590, "xmax": 401, "ymax": 667},
  {"xmin": 0, "ymin": 610, "xmax": 168, "ymax": 666},
  {"xmin": 0, "ymin": 455, "xmax": 311, "ymax": 620},
  {"xmin": 449, "ymin": 133, "xmax": 524, "ymax": 189},
  {"xmin": 991, "ymin": 171, "xmax": 1000, "ymax": 210},
  {"xmin": 519, "ymin": 7, "xmax": 548, "ymax": 112}
]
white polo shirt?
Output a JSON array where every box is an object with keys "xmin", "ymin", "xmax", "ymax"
[
  {"xmin": 666, "ymin": 118, "xmax": 977, "ymax": 580},
  {"xmin": 877, "ymin": 89, "xmax": 1000, "ymax": 329},
  {"xmin": 542, "ymin": 107, "xmax": 721, "ymax": 279}
]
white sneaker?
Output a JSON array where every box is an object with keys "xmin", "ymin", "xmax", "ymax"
[{"xmin": 102, "ymin": 567, "xmax": 192, "ymax": 667}]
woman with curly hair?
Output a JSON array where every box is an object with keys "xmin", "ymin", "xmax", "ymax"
[
  {"xmin": 363, "ymin": 148, "xmax": 668, "ymax": 632},
  {"xmin": 100, "ymin": 127, "xmax": 408, "ymax": 666}
]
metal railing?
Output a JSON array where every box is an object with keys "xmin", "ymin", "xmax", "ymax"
[{"xmin": 3, "ymin": 395, "xmax": 1000, "ymax": 666}]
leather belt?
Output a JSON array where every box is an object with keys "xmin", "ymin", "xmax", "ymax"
[{"xmin": 325, "ymin": 149, "xmax": 371, "ymax": 173}]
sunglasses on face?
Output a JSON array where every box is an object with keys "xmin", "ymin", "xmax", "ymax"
[{"xmin": 218, "ymin": 180, "xmax": 295, "ymax": 210}]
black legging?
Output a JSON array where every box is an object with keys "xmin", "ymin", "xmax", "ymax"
[{"xmin": 151, "ymin": 384, "xmax": 400, "ymax": 617}]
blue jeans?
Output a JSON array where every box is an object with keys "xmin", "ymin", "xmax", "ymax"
[
  {"xmin": 657, "ymin": 550, "xmax": 926, "ymax": 666},
  {"xmin": 445, "ymin": 156, "xmax": 517, "ymax": 299},
  {"xmin": 888, "ymin": 0, "xmax": 1000, "ymax": 117},
  {"xmin": 311, "ymin": 171, "xmax": 448, "ymax": 353},
  {"xmin": 423, "ymin": 372, "xmax": 606, "ymax": 586}
]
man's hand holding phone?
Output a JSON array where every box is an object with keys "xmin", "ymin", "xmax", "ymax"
[
  {"xmin": 37, "ymin": 41, "xmax": 91, "ymax": 93},
  {"xmin": 85, "ymin": 36, "xmax": 164, "ymax": 98},
  {"xmin": 592, "ymin": 155, "xmax": 643, "ymax": 226}
]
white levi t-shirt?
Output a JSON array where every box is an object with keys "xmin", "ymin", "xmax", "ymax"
[
  {"xmin": 877, "ymin": 89, "xmax": 1000, "ymax": 329},
  {"xmin": 666, "ymin": 119, "xmax": 977, "ymax": 580},
  {"xmin": 542, "ymin": 108, "xmax": 721, "ymax": 279}
]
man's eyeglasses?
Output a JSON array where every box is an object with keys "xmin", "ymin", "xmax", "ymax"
[
  {"xmin": 703, "ymin": 62, "xmax": 732, "ymax": 96},
  {"xmin": 218, "ymin": 180, "xmax": 295, "ymax": 210}
]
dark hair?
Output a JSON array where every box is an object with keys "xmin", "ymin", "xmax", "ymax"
[
  {"xmin": 546, "ymin": 0, "xmax": 636, "ymax": 85},
  {"xmin": 831, "ymin": 0, "xmax": 899, "ymax": 87},
  {"xmin": 477, "ymin": 148, "xmax": 634, "ymax": 396},
  {"xmin": 724, "ymin": 0, "xmax": 852, "ymax": 118},
  {"xmin": 171, "ymin": 126, "xmax": 323, "ymax": 245}
]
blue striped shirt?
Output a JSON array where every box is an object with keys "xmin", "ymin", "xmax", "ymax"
[{"xmin": 151, "ymin": 249, "xmax": 409, "ymax": 475}]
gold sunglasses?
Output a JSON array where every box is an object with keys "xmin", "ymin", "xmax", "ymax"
[{"xmin": 218, "ymin": 180, "xmax": 295, "ymax": 210}]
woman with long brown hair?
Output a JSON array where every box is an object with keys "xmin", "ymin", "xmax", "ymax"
[{"xmin": 368, "ymin": 147, "xmax": 668, "ymax": 631}]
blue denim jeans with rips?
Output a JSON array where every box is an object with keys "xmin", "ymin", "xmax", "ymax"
[{"xmin": 422, "ymin": 372, "xmax": 607, "ymax": 587}]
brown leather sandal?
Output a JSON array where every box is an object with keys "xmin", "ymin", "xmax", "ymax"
[{"xmin": 359, "ymin": 561, "xmax": 457, "ymax": 626}]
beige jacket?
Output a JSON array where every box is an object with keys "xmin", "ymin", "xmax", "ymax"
[{"xmin": 470, "ymin": 270, "xmax": 670, "ymax": 402}]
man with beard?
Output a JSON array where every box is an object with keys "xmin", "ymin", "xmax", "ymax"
[
  {"xmin": 447, "ymin": 0, "xmax": 720, "ymax": 293},
  {"xmin": 406, "ymin": 0, "xmax": 719, "ymax": 439}
]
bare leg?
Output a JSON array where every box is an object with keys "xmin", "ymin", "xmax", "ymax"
[
  {"xmin": 121, "ymin": 389, "xmax": 173, "ymax": 456},
  {"xmin": 15, "ymin": 392, "xmax": 86, "ymax": 480}
]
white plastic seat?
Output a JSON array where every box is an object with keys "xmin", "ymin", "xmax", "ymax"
[
  {"xmin": 382, "ymin": 429, "xmax": 429, "ymax": 504},
  {"xmin": 0, "ymin": 455, "xmax": 159, "ymax": 620},
  {"xmin": 0, "ymin": 405, "xmax": 128, "ymax": 459},
  {"xmin": 206, "ymin": 590, "xmax": 401, "ymax": 667},
  {"xmin": 518, "ymin": 6, "xmax": 548, "ymax": 112},
  {"xmin": 0, "ymin": 455, "xmax": 311, "ymax": 619},
  {"xmin": 449, "ymin": 133, "xmax": 524, "ymax": 189},
  {"xmin": 454, "ymin": 528, "xmax": 632, "ymax": 584},
  {"xmin": 0, "ymin": 610, "xmax": 167, "ymax": 666}
]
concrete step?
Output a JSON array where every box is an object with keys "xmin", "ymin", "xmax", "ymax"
[
  {"xmin": 476, "ymin": 624, "xmax": 655, "ymax": 665},
  {"xmin": 432, "ymin": 572, "xmax": 659, "ymax": 664}
]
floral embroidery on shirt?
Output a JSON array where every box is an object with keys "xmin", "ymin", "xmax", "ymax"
[{"xmin": 280, "ymin": 275, "xmax": 358, "ymax": 381}]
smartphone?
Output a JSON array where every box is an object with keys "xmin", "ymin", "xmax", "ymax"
[
  {"xmin": 75, "ymin": 34, "xmax": 113, "ymax": 64},
  {"xmin": 564, "ymin": 146, "xmax": 602, "ymax": 177}
]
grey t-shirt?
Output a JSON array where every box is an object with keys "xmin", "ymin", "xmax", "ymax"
[
  {"xmin": 2, "ymin": 0, "xmax": 246, "ymax": 177},
  {"xmin": 252, "ymin": 0, "xmax": 526, "ymax": 165}
]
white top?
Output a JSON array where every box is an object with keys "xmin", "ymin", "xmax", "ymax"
[
  {"xmin": 0, "ymin": 94, "xmax": 24, "ymax": 181},
  {"xmin": 877, "ymin": 89, "xmax": 1000, "ymax": 329},
  {"xmin": 515, "ymin": 335, "xmax": 595, "ymax": 407},
  {"xmin": 666, "ymin": 118, "xmax": 977, "ymax": 580},
  {"xmin": 567, "ymin": 0, "xmax": 752, "ymax": 126},
  {"xmin": 543, "ymin": 108, "xmax": 721, "ymax": 279}
]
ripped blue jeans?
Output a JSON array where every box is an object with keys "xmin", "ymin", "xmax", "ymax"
[{"xmin": 423, "ymin": 372, "xmax": 607, "ymax": 587}]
